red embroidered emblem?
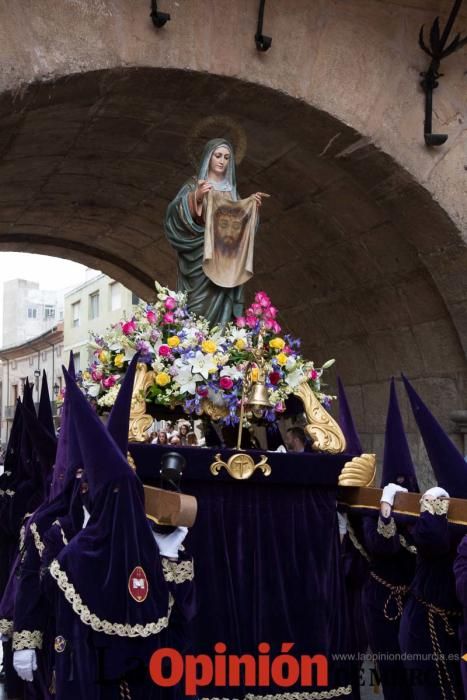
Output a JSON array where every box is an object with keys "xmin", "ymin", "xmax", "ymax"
[{"xmin": 128, "ymin": 566, "xmax": 149, "ymax": 603}]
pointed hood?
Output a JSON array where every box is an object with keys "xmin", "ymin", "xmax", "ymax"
[
  {"xmin": 0, "ymin": 400, "xmax": 22, "ymax": 488},
  {"xmin": 38, "ymin": 370, "xmax": 56, "ymax": 440},
  {"xmin": 63, "ymin": 368, "xmax": 132, "ymax": 500},
  {"xmin": 49, "ymin": 353, "xmax": 78, "ymax": 499},
  {"xmin": 50, "ymin": 369, "xmax": 171, "ymax": 648},
  {"xmin": 402, "ymin": 374, "xmax": 467, "ymax": 498},
  {"xmin": 106, "ymin": 353, "xmax": 139, "ymax": 455},
  {"xmin": 381, "ymin": 379, "xmax": 419, "ymax": 492},
  {"xmin": 23, "ymin": 378, "xmax": 36, "ymax": 414},
  {"xmin": 337, "ymin": 377, "xmax": 362, "ymax": 455},
  {"xmin": 21, "ymin": 400, "xmax": 57, "ymax": 480},
  {"xmin": 67, "ymin": 350, "xmax": 75, "ymax": 380}
]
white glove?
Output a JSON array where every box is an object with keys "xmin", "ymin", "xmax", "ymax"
[
  {"xmin": 82, "ymin": 506, "xmax": 91, "ymax": 528},
  {"xmin": 153, "ymin": 527, "xmax": 188, "ymax": 558},
  {"xmin": 13, "ymin": 649, "xmax": 37, "ymax": 682},
  {"xmin": 337, "ymin": 512, "xmax": 348, "ymax": 537},
  {"xmin": 423, "ymin": 487, "xmax": 450, "ymax": 500},
  {"xmin": 381, "ymin": 483, "xmax": 408, "ymax": 506},
  {"xmin": 275, "ymin": 445, "xmax": 287, "ymax": 453}
]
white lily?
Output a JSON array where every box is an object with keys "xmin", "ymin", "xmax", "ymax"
[
  {"xmin": 285, "ymin": 368, "xmax": 305, "ymax": 389},
  {"xmin": 173, "ymin": 366, "xmax": 201, "ymax": 395},
  {"xmin": 188, "ymin": 351, "xmax": 217, "ymax": 380},
  {"xmin": 220, "ymin": 365, "xmax": 244, "ymax": 381}
]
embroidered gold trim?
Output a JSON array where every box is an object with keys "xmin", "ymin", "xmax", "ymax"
[
  {"xmin": 346, "ymin": 520, "xmax": 370, "ymax": 561},
  {"xmin": 0, "ymin": 488, "xmax": 15, "ymax": 497},
  {"xmin": 200, "ymin": 687, "xmax": 352, "ymax": 700},
  {"xmin": 30, "ymin": 522, "xmax": 45, "ymax": 557},
  {"xmin": 52, "ymin": 520, "xmax": 68, "ymax": 546},
  {"xmin": 49, "ymin": 559, "xmax": 173, "ymax": 637},
  {"xmin": 0, "ymin": 618, "xmax": 13, "ymax": 636},
  {"xmin": 162, "ymin": 557, "xmax": 194, "ymax": 583},
  {"xmin": 19, "ymin": 524, "xmax": 26, "ymax": 552},
  {"xmin": 12, "ymin": 629, "xmax": 43, "ymax": 650},
  {"xmin": 399, "ymin": 534, "xmax": 417, "ymax": 554},
  {"xmin": 420, "ymin": 496, "xmax": 449, "ymax": 516},
  {"xmin": 377, "ymin": 516, "xmax": 396, "ymax": 538}
]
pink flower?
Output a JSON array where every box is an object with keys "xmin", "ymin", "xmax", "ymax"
[
  {"xmin": 103, "ymin": 375, "xmax": 117, "ymax": 389},
  {"xmin": 146, "ymin": 310, "xmax": 157, "ymax": 324},
  {"xmin": 164, "ymin": 297, "xmax": 177, "ymax": 311},
  {"xmin": 91, "ymin": 369, "xmax": 103, "ymax": 382},
  {"xmin": 310, "ymin": 369, "xmax": 319, "ymax": 381},
  {"xmin": 162, "ymin": 312, "xmax": 175, "ymax": 324},
  {"xmin": 158, "ymin": 345, "xmax": 171, "ymax": 357},
  {"xmin": 255, "ymin": 291, "xmax": 271, "ymax": 308},
  {"xmin": 219, "ymin": 376, "xmax": 234, "ymax": 391},
  {"xmin": 267, "ymin": 306, "xmax": 277, "ymax": 319},
  {"xmin": 263, "ymin": 317, "xmax": 274, "ymax": 330},
  {"xmin": 246, "ymin": 315, "xmax": 257, "ymax": 328},
  {"xmin": 250, "ymin": 302, "xmax": 263, "ymax": 316},
  {"xmin": 272, "ymin": 321, "xmax": 281, "ymax": 334},
  {"xmin": 196, "ymin": 386, "xmax": 209, "ymax": 398},
  {"xmin": 122, "ymin": 320, "xmax": 137, "ymax": 336},
  {"xmin": 236, "ymin": 316, "xmax": 246, "ymax": 328},
  {"xmin": 275, "ymin": 401, "xmax": 286, "ymax": 413}
]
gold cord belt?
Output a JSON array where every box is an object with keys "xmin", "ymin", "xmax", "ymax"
[
  {"xmin": 415, "ymin": 596, "xmax": 461, "ymax": 700},
  {"xmin": 370, "ymin": 571, "xmax": 409, "ymax": 621}
]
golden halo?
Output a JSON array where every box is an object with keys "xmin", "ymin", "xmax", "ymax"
[{"xmin": 187, "ymin": 115, "xmax": 247, "ymax": 171}]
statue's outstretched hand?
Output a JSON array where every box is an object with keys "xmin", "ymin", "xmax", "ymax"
[
  {"xmin": 195, "ymin": 180, "xmax": 212, "ymax": 204},
  {"xmin": 252, "ymin": 192, "xmax": 270, "ymax": 207}
]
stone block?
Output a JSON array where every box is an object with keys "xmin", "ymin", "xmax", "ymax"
[
  {"xmin": 413, "ymin": 319, "xmax": 466, "ymax": 373},
  {"xmin": 368, "ymin": 327, "xmax": 425, "ymax": 379}
]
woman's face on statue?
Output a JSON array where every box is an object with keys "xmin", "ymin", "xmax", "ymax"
[{"xmin": 208, "ymin": 146, "xmax": 230, "ymax": 178}]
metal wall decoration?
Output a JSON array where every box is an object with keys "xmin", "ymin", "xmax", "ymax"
[
  {"xmin": 255, "ymin": 0, "xmax": 272, "ymax": 52},
  {"xmin": 419, "ymin": 0, "xmax": 467, "ymax": 146},
  {"xmin": 150, "ymin": 0, "xmax": 170, "ymax": 28}
]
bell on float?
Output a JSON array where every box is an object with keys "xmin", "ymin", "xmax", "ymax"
[{"xmin": 247, "ymin": 379, "xmax": 271, "ymax": 418}]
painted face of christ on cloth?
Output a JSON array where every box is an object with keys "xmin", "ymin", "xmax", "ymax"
[{"xmin": 203, "ymin": 191, "xmax": 257, "ymax": 289}]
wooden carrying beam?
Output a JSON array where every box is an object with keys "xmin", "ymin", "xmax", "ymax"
[
  {"xmin": 144, "ymin": 485, "xmax": 198, "ymax": 527},
  {"xmin": 338, "ymin": 486, "xmax": 467, "ymax": 526}
]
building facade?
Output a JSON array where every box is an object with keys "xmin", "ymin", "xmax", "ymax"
[
  {"xmin": 64, "ymin": 273, "xmax": 139, "ymax": 371},
  {"xmin": 0, "ymin": 323, "xmax": 64, "ymax": 445},
  {"xmin": 2, "ymin": 279, "xmax": 64, "ymax": 349}
]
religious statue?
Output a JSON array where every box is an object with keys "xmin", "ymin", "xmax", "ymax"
[{"xmin": 164, "ymin": 138, "xmax": 267, "ymax": 325}]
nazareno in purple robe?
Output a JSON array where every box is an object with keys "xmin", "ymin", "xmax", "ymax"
[{"xmin": 453, "ymin": 534, "xmax": 467, "ymax": 697}]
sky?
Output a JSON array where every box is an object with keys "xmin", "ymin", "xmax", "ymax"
[{"xmin": 0, "ymin": 252, "xmax": 100, "ymax": 339}]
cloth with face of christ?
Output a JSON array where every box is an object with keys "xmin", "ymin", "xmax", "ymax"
[{"xmin": 203, "ymin": 190, "xmax": 258, "ymax": 289}]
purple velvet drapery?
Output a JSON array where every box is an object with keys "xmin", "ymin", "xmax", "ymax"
[{"xmin": 130, "ymin": 445, "xmax": 355, "ymax": 698}]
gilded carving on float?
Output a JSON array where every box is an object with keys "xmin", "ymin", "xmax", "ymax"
[
  {"xmin": 293, "ymin": 381, "xmax": 347, "ymax": 455},
  {"xmin": 338, "ymin": 454, "xmax": 376, "ymax": 488},
  {"xmin": 210, "ymin": 453, "xmax": 271, "ymax": 480},
  {"xmin": 128, "ymin": 363, "xmax": 155, "ymax": 443}
]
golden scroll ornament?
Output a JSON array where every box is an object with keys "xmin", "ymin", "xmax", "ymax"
[
  {"xmin": 210, "ymin": 453, "xmax": 271, "ymax": 480},
  {"xmin": 128, "ymin": 363, "xmax": 155, "ymax": 442},
  {"xmin": 338, "ymin": 453, "xmax": 376, "ymax": 488},
  {"xmin": 293, "ymin": 381, "xmax": 347, "ymax": 454}
]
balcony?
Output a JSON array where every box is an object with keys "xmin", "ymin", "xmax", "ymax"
[{"xmin": 4, "ymin": 401, "xmax": 60, "ymax": 419}]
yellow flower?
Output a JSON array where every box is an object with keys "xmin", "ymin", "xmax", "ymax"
[
  {"xmin": 277, "ymin": 353, "xmax": 287, "ymax": 366},
  {"xmin": 114, "ymin": 353, "xmax": 125, "ymax": 368},
  {"xmin": 167, "ymin": 336, "xmax": 180, "ymax": 348},
  {"xmin": 82, "ymin": 370, "xmax": 91, "ymax": 381},
  {"xmin": 155, "ymin": 372, "xmax": 171, "ymax": 387},
  {"xmin": 270, "ymin": 337, "xmax": 285, "ymax": 350},
  {"xmin": 202, "ymin": 339, "xmax": 217, "ymax": 354},
  {"xmin": 250, "ymin": 367, "xmax": 259, "ymax": 382},
  {"xmin": 235, "ymin": 338, "xmax": 246, "ymax": 351},
  {"xmin": 99, "ymin": 350, "xmax": 110, "ymax": 364}
]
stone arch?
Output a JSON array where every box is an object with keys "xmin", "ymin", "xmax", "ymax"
[{"xmin": 0, "ymin": 5, "xmax": 465, "ymax": 476}]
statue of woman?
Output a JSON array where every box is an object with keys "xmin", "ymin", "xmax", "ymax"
[{"xmin": 164, "ymin": 138, "xmax": 265, "ymax": 325}]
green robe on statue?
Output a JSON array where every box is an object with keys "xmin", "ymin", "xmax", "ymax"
[{"xmin": 164, "ymin": 138, "xmax": 245, "ymax": 325}]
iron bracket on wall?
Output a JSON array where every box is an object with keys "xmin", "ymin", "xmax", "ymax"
[
  {"xmin": 419, "ymin": 0, "xmax": 467, "ymax": 146},
  {"xmin": 255, "ymin": 0, "xmax": 272, "ymax": 51},
  {"xmin": 150, "ymin": 0, "xmax": 170, "ymax": 28}
]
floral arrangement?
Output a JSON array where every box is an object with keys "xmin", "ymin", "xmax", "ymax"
[{"xmin": 81, "ymin": 283, "xmax": 335, "ymax": 425}]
